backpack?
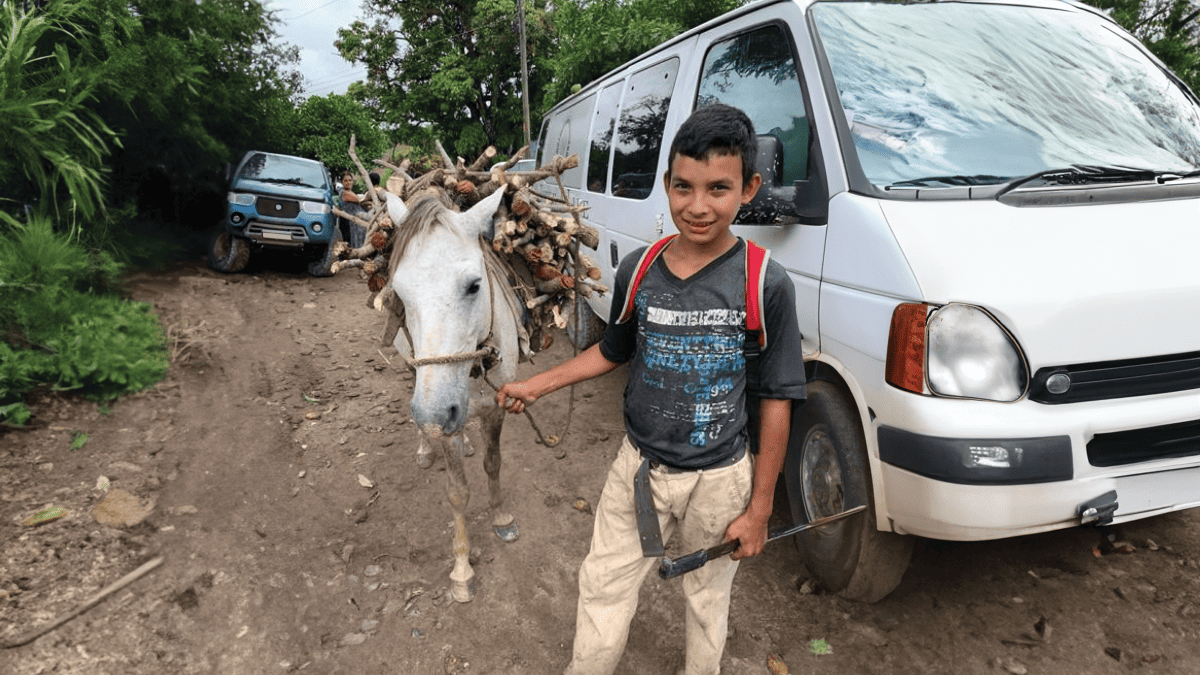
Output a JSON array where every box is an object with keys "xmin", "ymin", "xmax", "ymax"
[{"xmin": 617, "ymin": 234, "xmax": 771, "ymax": 452}]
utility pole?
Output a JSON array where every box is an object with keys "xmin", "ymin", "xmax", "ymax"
[{"xmin": 517, "ymin": 0, "xmax": 532, "ymax": 149}]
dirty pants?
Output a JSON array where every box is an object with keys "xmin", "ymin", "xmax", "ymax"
[{"xmin": 565, "ymin": 436, "xmax": 753, "ymax": 675}]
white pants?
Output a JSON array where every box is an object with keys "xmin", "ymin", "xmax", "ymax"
[{"xmin": 565, "ymin": 436, "xmax": 753, "ymax": 675}]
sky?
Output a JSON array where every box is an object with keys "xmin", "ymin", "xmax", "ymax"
[{"xmin": 268, "ymin": 0, "xmax": 371, "ymax": 97}]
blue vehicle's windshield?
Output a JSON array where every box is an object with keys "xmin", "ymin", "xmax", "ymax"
[
  {"xmin": 811, "ymin": 2, "xmax": 1200, "ymax": 188},
  {"xmin": 237, "ymin": 153, "xmax": 329, "ymax": 190}
]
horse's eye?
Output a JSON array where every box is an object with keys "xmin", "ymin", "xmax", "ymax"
[{"xmin": 466, "ymin": 279, "xmax": 481, "ymax": 296}]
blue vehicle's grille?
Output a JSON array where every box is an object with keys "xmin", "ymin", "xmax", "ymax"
[{"xmin": 256, "ymin": 196, "xmax": 300, "ymax": 218}]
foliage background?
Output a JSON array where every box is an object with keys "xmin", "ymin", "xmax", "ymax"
[{"xmin": 4, "ymin": 0, "xmax": 1200, "ymax": 426}]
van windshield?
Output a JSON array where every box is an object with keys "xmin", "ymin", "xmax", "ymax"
[
  {"xmin": 237, "ymin": 153, "xmax": 329, "ymax": 190},
  {"xmin": 811, "ymin": 2, "xmax": 1200, "ymax": 189}
]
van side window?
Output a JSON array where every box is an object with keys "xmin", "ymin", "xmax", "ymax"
[
  {"xmin": 545, "ymin": 94, "xmax": 595, "ymax": 189},
  {"xmin": 612, "ymin": 58, "xmax": 680, "ymax": 199},
  {"xmin": 698, "ymin": 25, "xmax": 808, "ymax": 185},
  {"xmin": 535, "ymin": 119, "xmax": 549, "ymax": 167},
  {"xmin": 588, "ymin": 82, "xmax": 623, "ymax": 194}
]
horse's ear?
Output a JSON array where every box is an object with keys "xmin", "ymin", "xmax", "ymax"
[
  {"xmin": 385, "ymin": 192, "xmax": 409, "ymax": 227},
  {"xmin": 456, "ymin": 187, "xmax": 506, "ymax": 238}
]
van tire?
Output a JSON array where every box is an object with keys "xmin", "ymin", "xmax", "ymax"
[
  {"xmin": 208, "ymin": 229, "xmax": 250, "ymax": 273},
  {"xmin": 566, "ymin": 295, "xmax": 606, "ymax": 349},
  {"xmin": 784, "ymin": 380, "xmax": 913, "ymax": 603},
  {"xmin": 307, "ymin": 227, "xmax": 343, "ymax": 277}
]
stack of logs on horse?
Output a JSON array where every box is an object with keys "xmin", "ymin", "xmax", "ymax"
[{"xmin": 330, "ymin": 138, "xmax": 608, "ymax": 602}]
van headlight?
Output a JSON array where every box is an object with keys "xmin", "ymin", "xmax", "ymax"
[
  {"xmin": 300, "ymin": 200, "xmax": 330, "ymax": 214},
  {"xmin": 227, "ymin": 192, "xmax": 254, "ymax": 206},
  {"xmin": 926, "ymin": 304, "xmax": 1028, "ymax": 402}
]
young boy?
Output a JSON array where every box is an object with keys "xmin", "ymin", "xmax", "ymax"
[{"xmin": 495, "ymin": 104, "xmax": 806, "ymax": 675}]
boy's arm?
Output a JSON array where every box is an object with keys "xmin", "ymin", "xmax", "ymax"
[
  {"xmin": 726, "ymin": 397, "xmax": 791, "ymax": 560},
  {"xmin": 494, "ymin": 343, "xmax": 621, "ymax": 414}
]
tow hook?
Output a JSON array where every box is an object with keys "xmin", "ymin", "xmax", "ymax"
[{"xmin": 1077, "ymin": 490, "xmax": 1118, "ymax": 526}]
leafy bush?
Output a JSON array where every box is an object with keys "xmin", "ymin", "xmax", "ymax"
[{"xmin": 0, "ymin": 218, "xmax": 168, "ymax": 425}]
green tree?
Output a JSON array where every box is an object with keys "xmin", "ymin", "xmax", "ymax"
[
  {"xmin": 336, "ymin": 0, "xmax": 555, "ymax": 159},
  {"xmin": 69, "ymin": 0, "xmax": 302, "ymax": 231},
  {"xmin": 292, "ymin": 93, "xmax": 389, "ymax": 173},
  {"xmin": 1084, "ymin": 0, "xmax": 1200, "ymax": 94},
  {"xmin": 541, "ymin": 0, "xmax": 744, "ymax": 109},
  {"xmin": 0, "ymin": 1, "xmax": 117, "ymax": 225}
]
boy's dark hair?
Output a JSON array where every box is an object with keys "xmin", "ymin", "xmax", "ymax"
[{"xmin": 666, "ymin": 103, "xmax": 757, "ymax": 185}]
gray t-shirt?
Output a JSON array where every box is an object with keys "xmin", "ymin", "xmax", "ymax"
[{"xmin": 600, "ymin": 239, "xmax": 807, "ymax": 469}]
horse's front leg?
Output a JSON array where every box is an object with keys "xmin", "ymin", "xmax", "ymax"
[
  {"xmin": 441, "ymin": 433, "xmax": 475, "ymax": 602},
  {"xmin": 417, "ymin": 429, "xmax": 473, "ymax": 469},
  {"xmin": 481, "ymin": 405, "xmax": 518, "ymax": 542}
]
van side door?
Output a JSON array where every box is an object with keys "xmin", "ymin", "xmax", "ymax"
[{"xmin": 687, "ymin": 16, "xmax": 830, "ymax": 359}]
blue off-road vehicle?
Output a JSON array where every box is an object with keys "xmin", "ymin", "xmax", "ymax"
[{"xmin": 208, "ymin": 151, "xmax": 343, "ymax": 276}]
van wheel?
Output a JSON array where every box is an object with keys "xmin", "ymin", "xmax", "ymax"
[
  {"xmin": 784, "ymin": 380, "xmax": 913, "ymax": 603},
  {"xmin": 566, "ymin": 295, "xmax": 606, "ymax": 350},
  {"xmin": 307, "ymin": 227, "xmax": 343, "ymax": 277},
  {"xmin": 208, "ymin": 229, "xmax": 250, "ymax": 273}
]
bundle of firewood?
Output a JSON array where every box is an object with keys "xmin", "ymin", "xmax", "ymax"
[{"xmin": 331, "ymin": 136, "xmax": 609, "ymax": 352}]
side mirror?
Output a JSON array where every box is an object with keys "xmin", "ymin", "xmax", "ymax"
[
  {"xmin": 739, "ymin": 132, "xmax": 828, "ymax": 226},
  {"xmin": 740, "ymin": 135, "xmax": 795, "ymax": 225}
]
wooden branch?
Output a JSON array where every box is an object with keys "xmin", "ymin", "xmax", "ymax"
[
  {"xmin": 468, "ymin": 146, "xmax": 498, "ymax": 172},
  {"xmin": 435, "ymin": 140, "xmax": 456, "ymax": 171},
  {"xmin": 0, "ymin": 556, "xmax": 164, "ymax": 649},
  {"xmin": 349, "ymin": 134, "xmax": 382, "ymax": 214},
  {"xmin": 494, "ymin": 145, "xmax": 529, "ymax": 172},
  {"xmin": 333, "ymin": 207, "xmax": 373, "ymax": 229}
]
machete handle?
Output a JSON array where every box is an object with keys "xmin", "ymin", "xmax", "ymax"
[{"xmin": 658, "ymin": 539, "xmax": 739, "ymax": 579}]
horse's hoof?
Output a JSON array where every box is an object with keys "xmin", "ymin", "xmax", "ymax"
[
  {"xmin": 451, "ymin": 577, "xmax": 475, "ymax": 603},
  {"xmin": 416, "ymin": 448, "xmax": 434, "ymax": 469},
  {"xmin": 494, "ymin": 522, "xmax": 520, "ymax": 543}
]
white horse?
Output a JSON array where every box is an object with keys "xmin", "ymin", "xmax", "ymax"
[{"xmin": 380, "ymin": 187, "xmax": 527, "ymax": 603}]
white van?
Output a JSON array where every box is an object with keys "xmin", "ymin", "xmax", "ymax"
[{"xmin": 534, "ymin": 0, "xmax": 1200, "ymax": 602}]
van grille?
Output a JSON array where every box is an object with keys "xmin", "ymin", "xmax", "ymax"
[
  {"xmin": 1087, "ymin": 419, "xmax": 1200, "ymax": 467},
  {"xmin": 1029, "ymin": 350, "xmax": 1200, "ymax": 404},
  {"xmin": 256, "ymin": 196, "xmax": 300, "ymax": 218}
]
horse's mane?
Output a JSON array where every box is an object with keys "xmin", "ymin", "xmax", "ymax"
[{"xmin": 386, "ymin": 189, "xmax": 461, "ymax": 280}]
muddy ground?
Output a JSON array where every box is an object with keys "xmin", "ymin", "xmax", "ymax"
[{"xmin": 2, "ymin": 256, "xmax": 1199, "ymax": 675}]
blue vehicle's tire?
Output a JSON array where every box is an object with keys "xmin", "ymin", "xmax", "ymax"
[
  {"xmin": 785, "ymin": 380, "xmax": 913, "ymax": 603},
  {"xmin": 207, "ymin": 229, "xmax": 250, "ymax": 273},
  {"xmin": 308, "ymin": 227, "xmax": 343, "ymax": 277}
]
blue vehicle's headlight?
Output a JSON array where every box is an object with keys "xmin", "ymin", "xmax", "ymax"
[
  {"xmin": 312, "ymin": 223, "xmax": 323, "ymax": 233},
  {"xmin": 301, "ymin": 200, "xmax": 330, "ymax": 215},
  {"xmin": 927, "ymin": 304, "xmax": 1028, "ymax": 402},
  {"xmin": 227, "ymin": 192, "xmax": 254, "ymax": 206}
]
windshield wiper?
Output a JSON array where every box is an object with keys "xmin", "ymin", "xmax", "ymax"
[
  {"xmin": 886, "ymin": 174, "xmax": 1007, "ymax": 189},
  {"xmin": 994, "ymin": 164, "xmax": 1163, "ymax": 197},
  {"xmin": 257, "ymin": 177, "xmax": 314, "ymax": 186}
]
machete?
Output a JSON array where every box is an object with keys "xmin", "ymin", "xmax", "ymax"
[{"xmin": 658, "ymin": 504, "xmax": 867, "ymax": 579}]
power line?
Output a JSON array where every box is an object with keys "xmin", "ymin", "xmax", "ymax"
[{"xmin": 279, "ymin": 0, "xmax": 343, "ymax": 22}]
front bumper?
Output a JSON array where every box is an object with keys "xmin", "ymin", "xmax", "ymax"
[
  {"xmin": 873, "ymin": 387, "xmax": 1200, "ymax": 540},
  {"xmin": 226, "ymin": 209, "xmax": 333, "ymax": 248}
]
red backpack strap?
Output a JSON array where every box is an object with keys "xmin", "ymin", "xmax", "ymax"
[
  {"xmin": 618, "ymin": 234, "xmax": 677, "ymax": 324},
  {"xmin": 744, "ymin": 240, "xmax": 770, "ymax": 349}
]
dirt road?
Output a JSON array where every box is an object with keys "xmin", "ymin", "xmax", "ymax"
[{"xmin": 3, "ymin": 259, "xmax": 1198, "ymax": 674}]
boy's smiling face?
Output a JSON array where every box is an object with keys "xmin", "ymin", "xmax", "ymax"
[{"xmin": 664, "ymin": 152, "xmax": 761, "ymax": 250}]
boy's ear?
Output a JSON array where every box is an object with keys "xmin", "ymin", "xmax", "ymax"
[{"xmin": 741, "ymin": 172, "xmax": 763, "ymax": 204}]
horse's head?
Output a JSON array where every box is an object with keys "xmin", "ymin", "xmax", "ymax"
[{"xmin": 389, "ymin": 188, "xmax": 506, "ymax": 436}]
